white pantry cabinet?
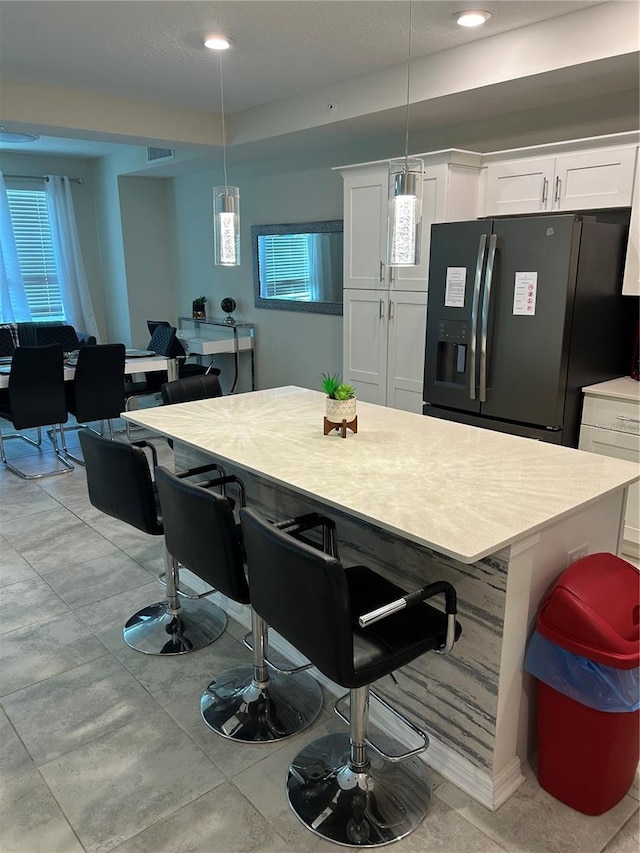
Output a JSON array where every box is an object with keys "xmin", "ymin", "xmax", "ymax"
[
  {"xmin": 483, "ymin": 143, "xmax": 637, "ymax": 217},
  {"xmin": 337, "ymin": 150, "xmax": 481, "ymax": 413},
  {"xmin": 343, "ymin": 289, "xmax": 427, "ymax": 412},
  {"xmin": 579, "ymin": 377, "xmax": 640, "ymax": 558}
]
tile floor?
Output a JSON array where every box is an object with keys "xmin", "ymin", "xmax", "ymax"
[{"xmin": 0, "ymin": 423, "xmax": 638, "ymax": 853}]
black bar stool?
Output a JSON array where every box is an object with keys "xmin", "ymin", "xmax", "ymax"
[
  {"xmin": 240, "ymin": 506, "xmax": 462, "ymax": 848},
  {"xmin": 154, "ymin": 466, "xmax": 327, "ymax": 743},
  {"xmin": 79, "ymin": 429, "xmax": 228, "ymax": 654}
]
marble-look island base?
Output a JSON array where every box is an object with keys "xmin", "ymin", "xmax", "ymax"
[{"xmin": 123, "ymin": 387, "xmax": 638, "ymax": 810}]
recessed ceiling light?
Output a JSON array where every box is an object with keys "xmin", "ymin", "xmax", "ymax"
[
  {"xmin": 204, "ymin": 33, "xmax": 232, "ymax": 50},
  {"xmin": 0, "ymin": 130, "xmax": 40, "ymax": 143},
  {"xmin": 454, "ymin": 10, "xmax": 491, "ymax": 27}
]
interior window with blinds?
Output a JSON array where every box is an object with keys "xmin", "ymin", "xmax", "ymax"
[
  {"xmin": 258, "ymin": 233, "xmax": 312, "ymax": 300},
  {"xmin": 5, "ymin": 185, "xmax": 65, "ymax": 321}
]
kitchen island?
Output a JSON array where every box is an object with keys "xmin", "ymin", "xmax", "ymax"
[{"xmin": 123, "ymin": 386, "xmax": 639, "ymax": 810}]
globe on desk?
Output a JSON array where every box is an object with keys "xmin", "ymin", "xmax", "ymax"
[{"xmin": 221, "ymin": 297, "xmax": 237, "ymax": 324}]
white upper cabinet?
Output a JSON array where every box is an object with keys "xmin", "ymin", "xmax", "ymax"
[
  {"xmin": 342, "ymin": 164, "xmax": 388, "ymax": 290},
  {"xmin": 483, "ymin": 143, "xmax": 638, "ymax": 217},
  {"xmin": 339, "ymin": 151, "xmax": 482, "ymax": 293}
]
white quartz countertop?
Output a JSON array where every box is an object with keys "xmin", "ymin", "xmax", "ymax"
[
  {"xmin": 123, "ymin": 386, "xmax": 639, "ymax": 563},
  {"xmin": 582, "ymin": 376, "xmax": 640, "ymax": 402}
]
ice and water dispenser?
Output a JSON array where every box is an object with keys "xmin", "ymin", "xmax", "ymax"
[{"xmin": 435, "ymin": 320, "xmax": 469, "ymax": 386}]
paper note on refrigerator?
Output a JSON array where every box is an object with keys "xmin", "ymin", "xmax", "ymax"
[
  {"xmin": 513, "ymin": 272, "xmax": 538, "ymax": 316},
  {"xmin": 445, "ymin": 267, "xmax": 466, "ymax": 307}
]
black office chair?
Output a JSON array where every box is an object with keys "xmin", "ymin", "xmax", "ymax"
[
  {"xmin": 146, "ymin": 319, "xmax": 214, "ymax": 382},
  {"xmin": 33, "ymin": 324, "xmax": 82, "ymax": 352},
  {"xmin": 78, "ymin": 429, "xmax": 228, "ymax": 654},
  {"xmin": 240, "ymin": 507, "xmax": 462, "ymax": 847},
  {"xmin": 153, "ymin": 467, "xmax": 326, "ymax": 742},
  {"xmin": 59, "ymin": 343, "xmax": 126, "ymax": 463},
  {"xmin": 0, "ymin": 345, "xmax": 74, "ymax": 479},
  {"xmin": 0, "ymin": 327, "xmax": 15, "ymax": 357}
]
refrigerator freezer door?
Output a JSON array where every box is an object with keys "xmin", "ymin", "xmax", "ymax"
[
  {"xmin": 423, "ymin": 220, "xmax": 490, "ymax": 413},
  {"xmin": 479, "ymin": 215, "xmax": 581, "ymax": 428}
]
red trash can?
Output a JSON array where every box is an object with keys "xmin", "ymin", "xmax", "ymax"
[{"xmin": 533, "ymin": 553, "xmax": 639, "ymax": 815}]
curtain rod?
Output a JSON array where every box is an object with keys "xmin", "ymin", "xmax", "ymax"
[{"xmin": 3, "ymin": 173, "xmax": 83, "ymax": 184}]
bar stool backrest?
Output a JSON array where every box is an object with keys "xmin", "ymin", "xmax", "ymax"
[
  {"xmin": 155, "ymin": 466, "xmax": 250, "ymax": 604},
  {"xmin": 240, "ymin": 507, "xmax": 354, "ymax": 686},
  {"xmin": 78, "ymin": 429, "xmax": 163, "ymax": 535}
]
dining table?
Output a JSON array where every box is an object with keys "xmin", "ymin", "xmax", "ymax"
[{"xmin": 0, "ymin": 350, "xmax": 178, "ymax": 389}]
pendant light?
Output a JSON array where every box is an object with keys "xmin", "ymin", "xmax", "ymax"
[
  {"xmin": 386, "ymin": 0, "xmax": 423, "ymax": 267},
  {"xmin": 207, "ymin": 6, "xmax": 240, "ymax": 266}
]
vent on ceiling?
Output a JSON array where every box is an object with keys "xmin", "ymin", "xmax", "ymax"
[{"xmin": 146, "ymin": 147, "xmax": 175, "ymax": 163}]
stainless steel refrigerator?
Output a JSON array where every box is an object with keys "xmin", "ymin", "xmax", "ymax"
[{"xmin": 423, "ymin": 214, "xmax": 633, "ymax": 446}]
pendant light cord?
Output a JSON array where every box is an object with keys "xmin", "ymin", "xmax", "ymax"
[
  {"xmin": 217, "ymin": 2, "xmax": 229, "ymax": 189},
  {"xmin": 404, "ymin": 0, "xmax": 413, "ymax": 169}
]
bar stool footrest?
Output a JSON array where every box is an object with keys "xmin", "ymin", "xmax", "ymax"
[
  {"xmin": 333, "ymin": 690, "xmax": 429, "ymax": 762},
  {"xmin": 241, "ymin": 631, "xmax": 314, "ymax": 675}
]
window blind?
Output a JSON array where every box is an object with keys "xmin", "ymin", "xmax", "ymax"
[
  {"xmin": 261, "ymin": 233, "xmax": 311, "ymax": 300},
  {"xmin": 5, "ymin": 188, "xmax": 65, "ymax": 321}
]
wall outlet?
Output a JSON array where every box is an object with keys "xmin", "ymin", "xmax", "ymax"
[{"xmin": 567, "ymin": 543, "xmax": 589, "ymax": 565}]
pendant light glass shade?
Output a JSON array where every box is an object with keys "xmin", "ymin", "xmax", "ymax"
[
  {"xmin": 386, "ymin": 157, "xmax": 424, "ymax": 266},
  {"xmin": 213, "ymin": 185, "xmax": 240, "ymax": 266}
]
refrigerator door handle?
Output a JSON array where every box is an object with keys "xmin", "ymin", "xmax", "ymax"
[
  {"xmin": 469, "ymin": 233, "xmax": 487, "ymax": 401},
  {"xmin": 479, "ymin": 234, "xmax": 498, "ymax": 403}
]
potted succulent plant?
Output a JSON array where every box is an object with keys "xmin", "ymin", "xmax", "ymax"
[
  {"xmin": 321, "ymin": 372, "xmax": 357, "ymax": 424},
  {"xmin": 192, "ymin": 295, "xmax": 208, "ymax": 320}
]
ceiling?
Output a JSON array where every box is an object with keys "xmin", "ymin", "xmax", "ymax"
[{"xmin": 0, "ymin": 0, "xmax": 637, "ymax": 162}]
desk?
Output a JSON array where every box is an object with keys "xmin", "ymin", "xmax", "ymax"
[
  {"xmin": 123, "ymin": 386, "xmax": 638, "ymax": 810},
  {"xmin": 0, "ymin": 355, "xmax": 176, "ymax": 389}
]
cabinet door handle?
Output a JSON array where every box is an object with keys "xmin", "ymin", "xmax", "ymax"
[
  {"xmin": 379, "ymin": 261, "xmax": 386, "ymax": 284},
  {"xmin": 389, "ymin": 300, "xmax": 394, "ymax": 320},
  {"xmin": 541, "ymin": 177, "xmax": 548, "ymax": 206},
  {"xmin": 379, "ymin": 299, "xmax": 385, "ymax": 320},
  {"xmin": 554, "ymin": 176, "xmax": 562, "ymax": 204},
  {"xmin": 616, "ymin": 415, "xmax": 640, "ymax": 424}
]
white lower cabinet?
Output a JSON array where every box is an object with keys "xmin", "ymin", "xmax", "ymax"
[
  {"xmin": 579, "ymin": 379, "xmax": 640, "ymax": 558},
  {"xmin": 343, "ymin": 289, "xmax": 427, "ymax": 414}
]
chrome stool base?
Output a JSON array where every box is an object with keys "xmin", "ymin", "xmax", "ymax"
[
  {"xmin": 123, "ymin": 598, "xmax": 227, "ymax": 655},
  {"xmin": 200, "ymin": 664, "xmax": 323, "ymax": 742},
  {"xmin": 286, "ymin": 732, "xmax": 432, "ymax": 848}
]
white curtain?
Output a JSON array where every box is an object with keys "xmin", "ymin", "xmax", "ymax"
[
  {"xmin": 0, "ymin": 172, "xmax": 31, "ymax": 322},
  {"xmin": 45, "ymin": 175, "xmax": 99, "ymax": 338}
]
